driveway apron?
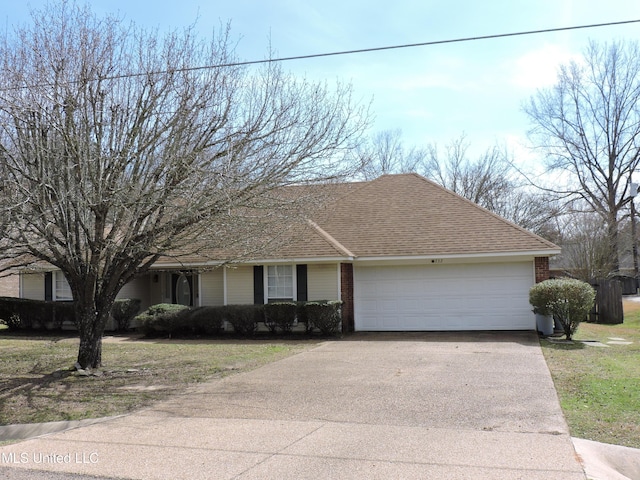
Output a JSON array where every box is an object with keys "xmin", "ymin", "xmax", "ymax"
[{"xmin": 0, "ymin": 332, "xmax": 586, "ymax": 479}]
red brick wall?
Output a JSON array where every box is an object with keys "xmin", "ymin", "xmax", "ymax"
[
  {"xmin": 534, "ymin": 257, "xmax": 550, "ymax": 283},
  {"xmin": 340, "ymin": 263, "xmax": 354, "ymax": 333}
]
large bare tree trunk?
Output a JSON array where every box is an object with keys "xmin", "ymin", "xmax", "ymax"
[{"xmin": 75, "ymin": 298, "xmax": 111, "ymax": 369}]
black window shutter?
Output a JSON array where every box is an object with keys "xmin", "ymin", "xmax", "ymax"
[
  {"xmin": 296, "ymin": 264, "xmax": 308, "ymax": 302},
  {"xmin": 253, "ymin": 266, "xmax": 264, "ymax": 304},
  {"xmin": 171, "ymin": 274, "xmax": 178, "ymax": 304},
  {"xmin": 44, "ymin": 272, "xmax": 53, "ymax": 301}
]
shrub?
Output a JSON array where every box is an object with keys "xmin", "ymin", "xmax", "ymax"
[
  {"xmin": 529, "ymin": 283, "xmax": 554, "ymax": 317},
  {"xmin": 296, "ymin": 301, "xmax": 312, "ymax": 333},
  {"xmin": 112, "ymin": 299, "xmax": 142, "ymax": 332},
  {"xmin": 188, "ymin": 306, "xmax": 225, "ymax": 335},
  {"xmin": 529, "ymin": 279, "xmax": 596, "ymax": 340},
  {"xmin": 305, "ymin": 301, "xmax": 342, "ymax": 336},
  {"xmin": 3, "ymin": 313, "xmax": 23, "ymax": 330},
  {"xmin": 136, "ymin": 303, "xmax": 190, "ymax": 336},
  {"xmin": 52, "ymin": 302, "xmax": 76, "ymax": 330},
  {"xmin": 0, "ymin": 297, "xmax": 65, "ymax": 330},
  {"xmin": 264, "ymin": 302, "xmax": 298, "ymax": 333},
  {"xmin": 224, "ymin": 304, "xmax": 261, "ymax": 336}
]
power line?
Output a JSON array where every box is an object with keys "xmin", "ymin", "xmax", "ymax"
[
  {"xmin": 228, "ymin": 19, "xmax": 640, "ymax": 67},
  {"xmin": 2, "ymin": 18, "xmax": 640, "ymax": 89}
]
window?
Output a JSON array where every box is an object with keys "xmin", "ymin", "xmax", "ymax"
[
  {"xmin": 267, "ymin": 265, "xmax": 294, "ymax": 302},
  {"xmin": 54, "ymin": 272, "xmax": 73, "ymax": 301}
]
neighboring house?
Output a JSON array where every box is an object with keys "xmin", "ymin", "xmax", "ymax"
[{"xmin": 19, "ymin": 173, "xmax": 560, "ymax": 332}]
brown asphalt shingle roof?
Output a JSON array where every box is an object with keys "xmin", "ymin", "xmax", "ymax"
[
  {"xmin": 247, "ymin": 173, "xmax": 559, "ymax": 261},
  {"xmin": 155, "ymin": 173, "xmax": 559, "ymax": 265}
]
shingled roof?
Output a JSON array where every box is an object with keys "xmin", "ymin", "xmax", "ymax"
[
  {"xmin": 154, "ymin": 173, "xmax": 559, "ymax": 266},
  {"xmin": 246, "ymin": 173, "xmax": 560, "ymax": 261}
]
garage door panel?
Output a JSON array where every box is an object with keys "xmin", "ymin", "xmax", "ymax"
[{"xmin": 354, "ymin": 262, "xmax": 534, "ymax": 331}]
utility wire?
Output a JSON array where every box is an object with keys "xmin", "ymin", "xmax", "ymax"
[
  {"xmin": 229, "ymin": 19, "xmax": 640, "ymax": 67},
  {"xmin": 2, "ymin": 18, "xmax": 640, "ymax": 89}
]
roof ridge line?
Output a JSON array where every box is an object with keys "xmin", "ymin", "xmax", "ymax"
[{"xmin": 306, "ymin": 219, "xmax": 355, "ymax": 258}]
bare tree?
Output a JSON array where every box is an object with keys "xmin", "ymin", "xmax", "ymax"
[
  {"xmin": 423, "ymin": 135, "xmax": 513, "ymax": 210},
  {"xmin": 0, "ymin": 2, "xmax": 368, "ymax": 368},
  {"xmin": 553, "ymin": 212, "xmax": 616, "ymax": 281},
  {"xmin": 355, "ymin": 129, "xmax": 427, "ymax": 179},
  {"xmin": 525, "ymin": 40, "xmax": 640, "ymax": 274},
  {"xmin": 419, "ymin": 134, "xmax": 560, "ymax": 237}
]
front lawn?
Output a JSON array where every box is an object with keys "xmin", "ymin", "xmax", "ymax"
[
  {"xmin": 541, "ymin": 299, "xmax": 640, "ymax": 448},
  {"xmin": 0, "ymin": 333, "xmax": 316, "ymax": 426}
]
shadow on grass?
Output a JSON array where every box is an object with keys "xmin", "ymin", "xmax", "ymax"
[
  {"xmin": 541, "ymin": 338, "xmax": 586, "ymax": 351},
  {"xmin": 0, "ymin": 370, "xmax": 75, "ymax": 424}
]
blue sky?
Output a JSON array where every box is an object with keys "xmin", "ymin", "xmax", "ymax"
[{"xmin": 3, "ymin": 1, "xmax": 640, "ymax": 165}]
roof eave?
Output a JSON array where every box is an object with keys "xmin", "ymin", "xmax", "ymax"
[{"xmin": 353, "ymin": 249, "xmax": 561, "ymax": 264}]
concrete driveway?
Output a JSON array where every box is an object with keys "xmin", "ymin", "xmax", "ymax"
[{"xmin": 0, "ymin": 332, "xmax": 585, "ymax": 479}]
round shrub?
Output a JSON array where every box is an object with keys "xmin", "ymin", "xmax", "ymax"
[
  {"xmin": 224, "ymin": 305, "xmax": 261, "ymax": 336},
  {"xmin": 529, "ymin": 279, "xmax": 596, "ymax": 340},
  {"xmin": 305, "ymin": 301, "xmax": 342, "ymax": 336},
  {"xmin": 136, "ymin": 303, "xmax": 190, "ymax": 336},
  {"xmin": 264, "ymin": 302, "xmax": 297, "ymax": 333},
  {"xmin": 188, "ymin": 306, "xmax": 225, "ymax": 335},
  {"xmin": 111, "ymin": 299, "xmax": 142, "ymax": 332}
]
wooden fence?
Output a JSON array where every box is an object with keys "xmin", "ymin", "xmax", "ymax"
[{"xmin": 589, "ymin": 278, "xmax": 623, "ymax": 324}]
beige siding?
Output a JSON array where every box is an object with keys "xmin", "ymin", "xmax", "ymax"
[
  {"xmin": 308, "ymin": 264, "xmax": 339, "ymax": 301},
  {"xmin": 226, "ymin": 266, "xmax": 253, "ymax": 305},
  {"xmin": 117, "ymin": 276, "xmax": 152, "ymax": 311},
  {"xmin": 149, "ymin": 272, "xmax": 166, "ymax": 305},
  {"xmin": 200, "ymin": 269, "xmax": 224, "ymax": 306},
  {"xmin": 21, "ymin": 273, "xmax": 45, "ymax": 300},
  {"xmin": 0, "ymin": 274, "xmax": 19, "ymax": 297}
]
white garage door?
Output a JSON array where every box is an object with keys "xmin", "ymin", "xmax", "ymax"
[{"xmin": 354, "ymin": 262, "xmax": 535, "ymax": 331}]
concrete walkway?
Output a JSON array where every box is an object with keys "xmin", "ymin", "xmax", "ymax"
[{"xmin": 0, "ymin": 332, "xmax": 586, "ymax": 479}]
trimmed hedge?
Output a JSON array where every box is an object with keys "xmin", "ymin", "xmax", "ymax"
[
  {"xmin": 264, "ymin": 302, "xmax": 298, "ymax": 333},
  {"xmin": 188, "ymin": 306, "xmax": 225, "ymax": 335},
  {"xmin": 0, "ymin": 296, "xmax": 344, "ymax": 338},
  {"xmin": 136, "ymin": 304, "xmax": 261, "ymax": 337},
  {"xmin": 112, "ymin": 299, "xmax": 142, "ymax": 331},
  {"xmin": 529, "ymin": 279, "xmax": 596, "ymax": 340},
  {"xmin": 224, "ymin": 305, "xmax": 261, "ymax": 336},
  {"xmin": 136, "ymin": 304, "xmax": 191, "ymax": 336},
  {"xmin": 305, "ymin": 301, "xmax": 342, "ymax": 335},
  {"xmin": 0, "ymin": 297, "xmax": 143, "ymax": 332},
  {"xmin": 0, "ymin": 297, "xmax": 75, "ymax": 331},
  {"xmin": 135, "ymin": 301, "xmax": 343, "ymax": 337}
]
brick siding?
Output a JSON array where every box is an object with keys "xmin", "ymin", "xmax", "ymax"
[
  {"xmin": 340, "ymin": 263, "xmax": 354, "ymax": 333},
  {"xmin": 534, "ymin": 257, "xmax": 550, "ymax": 283}
]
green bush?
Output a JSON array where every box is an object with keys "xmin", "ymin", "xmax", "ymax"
[
  {"xmin": 0, "ymin": 297, "xmax": 67, "ymax": 330},
  {"xmin": 112, "ymin": 299, "xmax": 142, "ymax": 331},
  {"xmin": 529, "ymin": 283, "xmax": 554, "ymax": 317},
  {"xmin": 529, "ymin": 279, "xmax": 596, "ymax": 340},
  {"xmin": 264, "ymin": 302, "xmax": 298, "ymax": 333},
  {"xmin": 136, "ymin": 303, "xmax": 190, "ymax": 336},
  {"xmin": 224, "ymin": 304, "xmax": 261, "ymax": 336},
  {"xmin": 305, "ymin": 301, "xmax": 342, "ymax": 335},
  {"xmin": 188, "ymin": 306, "xmax": 225, "ymax": 335},
  {"xmin": 52, "ymin": 302, "xmax": 76, "ymax": 330}
]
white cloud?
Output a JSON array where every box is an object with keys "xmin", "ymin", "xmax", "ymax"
[{"xmin": 509, "ymin": 44, "xmax": 578, "ymax": 90}]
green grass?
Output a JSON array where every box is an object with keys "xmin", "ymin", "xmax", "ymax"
[
  {"xmin": 0, "ymin": 333, "xmax": 316, "ymax": 425},
  {"xmin": 541, "ymin": 300, "xmax": 640, "ymax": 448}
]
